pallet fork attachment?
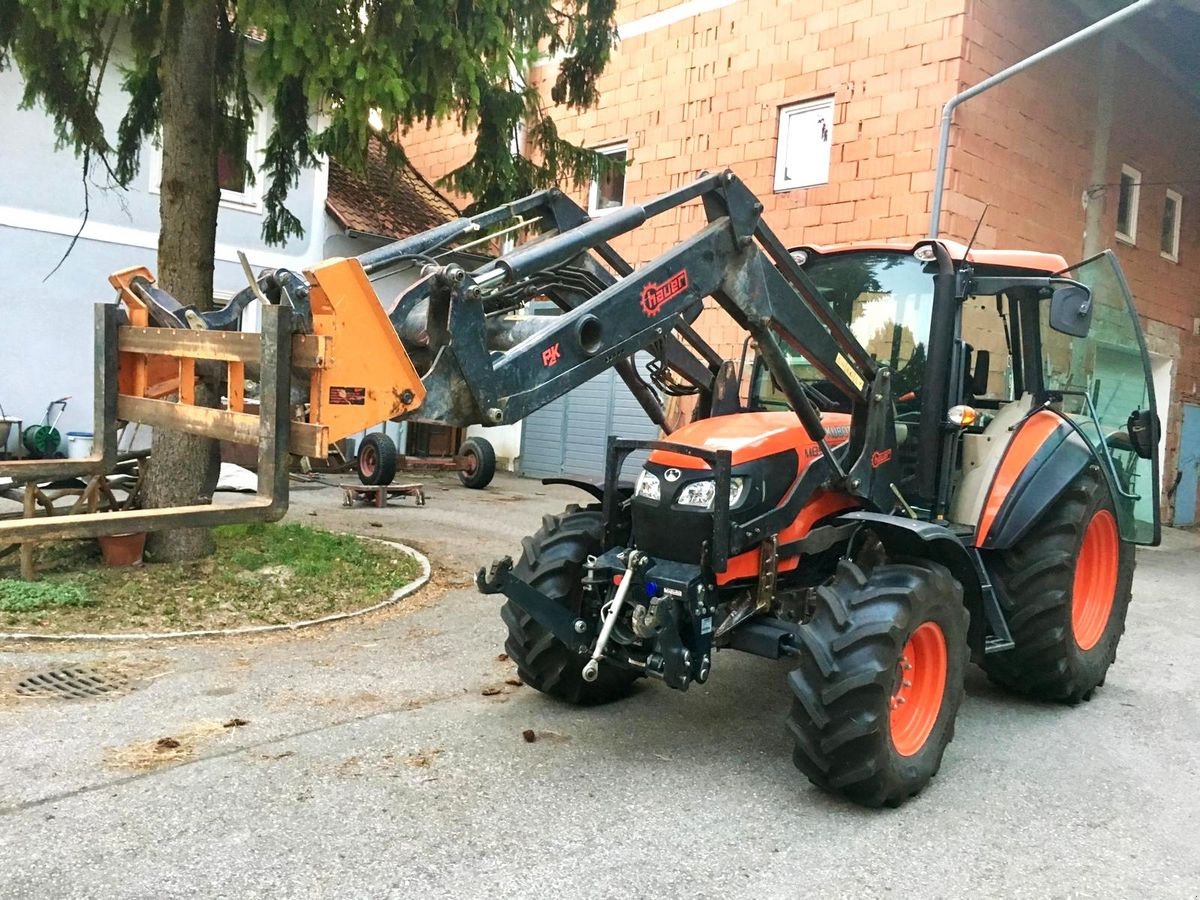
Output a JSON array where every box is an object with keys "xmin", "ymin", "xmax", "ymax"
[{"xmin": 0, "ymin": 255, "xmax": 426, "ymax": 542}]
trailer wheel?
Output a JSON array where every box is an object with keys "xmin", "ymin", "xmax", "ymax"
[
  {"xmin": 982, "ymin": 467, "xmax": 1134, "ymax": 703},
  {"xmin": 786, "ymin": 559, "xmax": 968, "ymax": 807},
  {"xmin": 458, "ymin": 437, "xmax": 496, "ymax": 489},
  {"xmin": 357, "ymin": 433, "xmax": 397, "ymax": 486},
  {"xmin": 500, "ymin": 504, "xmax": 640, "ymax": 705}
]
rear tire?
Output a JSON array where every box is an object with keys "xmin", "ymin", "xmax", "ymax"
[
  {"xmin": 786, "ymin": 559, "xmax": 968, "ymax": 807},
  {"xmin": 982, "ymin": 466, "xmax": 1134, "ymax": 703},
  {"xmin": 357, "ymin": 433, "xmax": 397, "ymax": 486},
  {"xmin": 500, "ymin": 504, "xmax": 640, "ymax": 705},
  {"xmin": 458, "ymin": 437, "xmax": 496, "ymax": 489}
]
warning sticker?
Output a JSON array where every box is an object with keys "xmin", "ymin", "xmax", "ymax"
[
  {"xmin": 329, "ymin": 386, "xmax": 366, "ymax": 405},
  {"xmin": 836, "ymin": 354, "xmax": 864, "ymax": 391}
]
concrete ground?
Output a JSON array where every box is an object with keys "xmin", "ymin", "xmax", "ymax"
[{"xmin": 1, "ymin": 471, "xmax": 1198, "ymax": 899}]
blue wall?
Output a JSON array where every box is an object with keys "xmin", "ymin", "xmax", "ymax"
[{"xmin": 0, "ymin": 54, "xmax": 329, "ymax": 446}]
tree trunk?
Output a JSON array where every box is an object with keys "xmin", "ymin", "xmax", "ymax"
[{"xmin": 142, "ymin": 0, "xmax": 222, "ymax": 562}]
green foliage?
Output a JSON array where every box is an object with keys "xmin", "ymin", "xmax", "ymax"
[
  {"xmin": 0, "ymin": 524, "xmax": 421, "ymax": 631},
  {"xmin": 0, "ymin": 0, "xmax": 618, "ymax": 243},
  {"xmin": 0, "ymin": 579, "xmax": 94, "ymax": 613},
  {"xmin": 218, "ymin": 522, "xmax": 379, "ymax": 578}
]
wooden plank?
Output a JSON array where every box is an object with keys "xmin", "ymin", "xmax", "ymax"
[
  {"xmin": 118, "ymin": 327, "xmax": 328, "ymax": 368},
  {"xmin": 0, "ymin": 498, "xmax": 277, "ymax": 542},
  {"xmin": 117, "ymin": 395, "xmax": 327, "ymax": 457}
]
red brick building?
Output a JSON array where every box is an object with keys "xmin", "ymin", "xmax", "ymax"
[{"xmin": 403, "ymin": 0, "xmax": 1200, "ymax": 521}]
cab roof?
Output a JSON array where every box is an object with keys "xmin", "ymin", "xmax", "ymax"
[{"xmin": 798, "ymin": 239, "xmax": 1069, "ymax": 275}]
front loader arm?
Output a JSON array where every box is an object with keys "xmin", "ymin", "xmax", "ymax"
[{"xmin": 410, "ymin": 171, "xmax": 886, "ymax": 491}]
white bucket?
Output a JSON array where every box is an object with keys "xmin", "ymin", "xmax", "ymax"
[{"xmin": 66, "ymin": 431, "xmax": 94, "ymax": 459}]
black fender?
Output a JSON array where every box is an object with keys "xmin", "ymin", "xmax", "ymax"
[
  {"xmin": 838, "ymin": 510, "xmax": 1013, "ymax": 658},
  {"xmin": 980, "ymin": 427, "xmax": 1094, "ymax": 550},
  {"xmin": 542, "ymin": 477, "xmax": 634, "ymax": 504},
  {"xmin": 838, "ymin": 512, "xmax": 981, "ymax": 606}
]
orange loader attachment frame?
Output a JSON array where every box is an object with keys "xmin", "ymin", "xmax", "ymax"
[{"xmin": 0, "ymin": 258, "xmax": 426, "ymax": 544}]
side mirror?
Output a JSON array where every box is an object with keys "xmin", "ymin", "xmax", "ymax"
[
  {"xmin": 1127, "ymin": 408, "xmax": 1157, "ymax": 460},
  {"xmin": 1049, "ymin": 284, "xmax": 1093, "ymax": 338}
]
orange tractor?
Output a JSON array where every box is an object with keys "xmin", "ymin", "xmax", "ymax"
[{"xmin": 0, "ymin": 171, "xmax": 1160, "ymax": 806}]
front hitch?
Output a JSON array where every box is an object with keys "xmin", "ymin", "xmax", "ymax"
[{"xmin": 476, "ymin": 557, "xmax": 591, "ymax": 653}]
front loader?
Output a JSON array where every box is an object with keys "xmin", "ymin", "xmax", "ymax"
[{"xmin": 0, "ymin": 171, "xmax": 1161, "ymax": 806}]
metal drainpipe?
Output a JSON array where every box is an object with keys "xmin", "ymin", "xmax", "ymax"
[
  {"xmin": 1083, "ymin": 36, "xmax": 1118, "ymax": 258},
  {"xmin": 929, "ymin": 0, "xmax": 1160, "ymax": 239}
]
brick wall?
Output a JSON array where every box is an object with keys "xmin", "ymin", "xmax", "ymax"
[
  {"xmin": 951, "ymin": 0, "xmax": 1200, "ymax": 515},
  {"xmin": 404, "ymin": 0, "xmax": 970, "ymax": 361},
  {"xmin": 400, "ymin": 0, "xmax": 1198, "ymax": 516}
]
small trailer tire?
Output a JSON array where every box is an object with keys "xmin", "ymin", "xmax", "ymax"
[
  {"xmin": 458, "ymin": 437, "xmax": 496, "ymax": 489},
  {"xmin": 357, "ymin": 433, "xmax": 398, "ymax": 486}
]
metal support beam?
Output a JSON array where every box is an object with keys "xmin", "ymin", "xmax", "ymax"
[{"xmin": 929, "ymin": 0, "xmax": 1160, "ymax": 238}]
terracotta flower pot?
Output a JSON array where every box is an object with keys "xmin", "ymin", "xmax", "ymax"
[{"xmin": 98, "ymin": 532, "xmax": 147, "ymax": 567}]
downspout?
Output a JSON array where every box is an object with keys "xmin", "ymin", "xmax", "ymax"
[
  {"xmin": 929, "ymin": 0, "xmax": 1159, "ymax": 238},
  {"xmin": 1082, "ymin": 37, "xmax": 1118, "ymax": 258}
]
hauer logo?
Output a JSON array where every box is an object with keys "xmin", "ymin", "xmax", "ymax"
[
  {"xmin": 871, "ymin": 449, "xmax": 893, "ymax": 468},
  {"xmin": 640, "ymin": 269, "xmax": 689, "ymax": 316},
  {"xmin": 541, "ymin": 342, "xmax": 562, "ymax": 367}
]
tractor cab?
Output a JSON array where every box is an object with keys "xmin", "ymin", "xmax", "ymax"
[{"xmin": 761, "ymin": 241, "xmax": 1161, "ymax": 546}]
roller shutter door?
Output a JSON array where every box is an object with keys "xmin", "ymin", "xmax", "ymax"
[{"xmin": 519, "ymin": 354, "xmax": 661, "ymax": 480}]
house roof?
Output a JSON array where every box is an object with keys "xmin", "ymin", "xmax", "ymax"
[{"xmin": 325, "ymin": 137, "xmax": 459, "ymax": 241}]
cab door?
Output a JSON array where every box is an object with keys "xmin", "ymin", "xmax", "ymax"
[{"xmin": 1039, "ymin": 251, "xmax": 1161, "ymax": 544}]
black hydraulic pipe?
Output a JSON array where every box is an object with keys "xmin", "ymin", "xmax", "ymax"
[
  {"xmin": 489, "ymin": 173, "xmax": 725, "ymax": 283},
  {"xmin": 359, "ymin": 189, "xmax": 562, "ymax": 276},
  {"xmin": 755, "ymin": 330, "xmax": 846, "ymax": 480},
  {"xmin": 359, "ymin": 218, "xmax": 478, "ymax": 274}
]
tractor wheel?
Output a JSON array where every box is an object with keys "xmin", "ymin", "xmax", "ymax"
[
  {"xmin": 786, "ymin": 559, "xmax": 968, "ymax": 807},
  {"xmin": 458, "ymin": 436, "xmax": 496, "ymax": 489},
  {"xmin": 982, "ymin": 466, "xmax": 1134, "ymax": 703},
  {"xmin": 500, "ymin": 504, "xmax": 640, "ymax": 705},
  {"xmin": 357, "ymin": 433, "xmax": 397, "ymax": 486}
]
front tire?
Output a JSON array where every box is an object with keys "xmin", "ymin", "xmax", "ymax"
[
  {"xmin": 982, "ymin": 467, "xmax": 1134, "ymax": 703},
  {"xmin": 787, "ymin": 559, "xmax": 968, "ymax": 807},
  {"xmin": 500, "ymin": 504, "xmax": 640, "ymax": 705}
]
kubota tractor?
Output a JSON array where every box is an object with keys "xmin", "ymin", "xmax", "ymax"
[
  {"xmin": 31, "ymin": 171, "xmax": 1159, "ymax": 807},
  {"xmin": 460, "ymin": 174, "xmax": 1161, "ymax": 807}
]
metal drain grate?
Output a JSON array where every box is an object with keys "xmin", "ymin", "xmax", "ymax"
[{"xmin": 14, "ymin": 666, "xmax": 131, "ymax": 700}]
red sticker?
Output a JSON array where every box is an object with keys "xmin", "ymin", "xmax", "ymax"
[
  {"xmin": 542, "ymin": 342, "xmax": 562, "ymax": 367},
  {"xmin": 640, "ymin": 269, "xmax": 689, "ymax": 316},
  {"xmin": 329, "ymin": 386, "xmax": 366, "ymax": 405},
  {"xmin": 871, "ymin": 449, "xmax": 893, "ymax": 468}
]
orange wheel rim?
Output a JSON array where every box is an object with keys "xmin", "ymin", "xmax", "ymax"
[
  {"xmin": 890, "ymin": 621, "xmax": 948, "ymax": 757},
  {"xmin": 1072, "ymin": 509, "xmax": 1119, "ymax": 651},
  {"xmin": 360, "ymin": 445, "xmax": 377, "ymax": 477}
]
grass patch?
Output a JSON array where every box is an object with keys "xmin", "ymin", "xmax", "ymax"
[{"xmin": 0, "ymin": 523, "xmax": 421, "ymax": 634}]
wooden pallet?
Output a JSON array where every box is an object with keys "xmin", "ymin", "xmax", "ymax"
[{"xmin": 340, "ymin": 483, "xmax": 426, "ymax": 508}]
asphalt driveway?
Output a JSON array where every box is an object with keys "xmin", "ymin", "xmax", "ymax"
[{"xmin": 1, "ymin": 472, "xmax": 1198, "ymax": 898}]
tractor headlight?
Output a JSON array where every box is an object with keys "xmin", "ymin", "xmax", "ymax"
[
  {"xmin": 677, "ymin": 477, "xmax": 745, "ymax": 510},
  {"xmin": 634, "ymin": 469, "xmax": 660, "ymax": 502}
]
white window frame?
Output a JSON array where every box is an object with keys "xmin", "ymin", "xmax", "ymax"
[
  {"xmin": 1162, "ymin": 188, "xmax": 1182, "ymax": 263},
  {"xmin": 148, "ymin": 111, "xmax": 267, "ymax": 213},
  {"xmin": 1115, "ymin": 163, "xmax": 1141, "ymax": 245},
  {"xmin": 773, "ymin": 95, "xmax": 835, "ymax": 193},
  {"xmin": 588, "ymin": 143, "xmax": 628, "ymax": 217}
]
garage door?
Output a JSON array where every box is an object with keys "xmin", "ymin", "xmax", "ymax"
[{"xmin": 519, "ymin": 355, "xmax": 662, "ymax": 480}]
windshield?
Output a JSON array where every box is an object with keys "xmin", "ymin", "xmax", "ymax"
[{"xmin": 754, "ymin": 250, "xmax": 936, "ymax": 407}]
